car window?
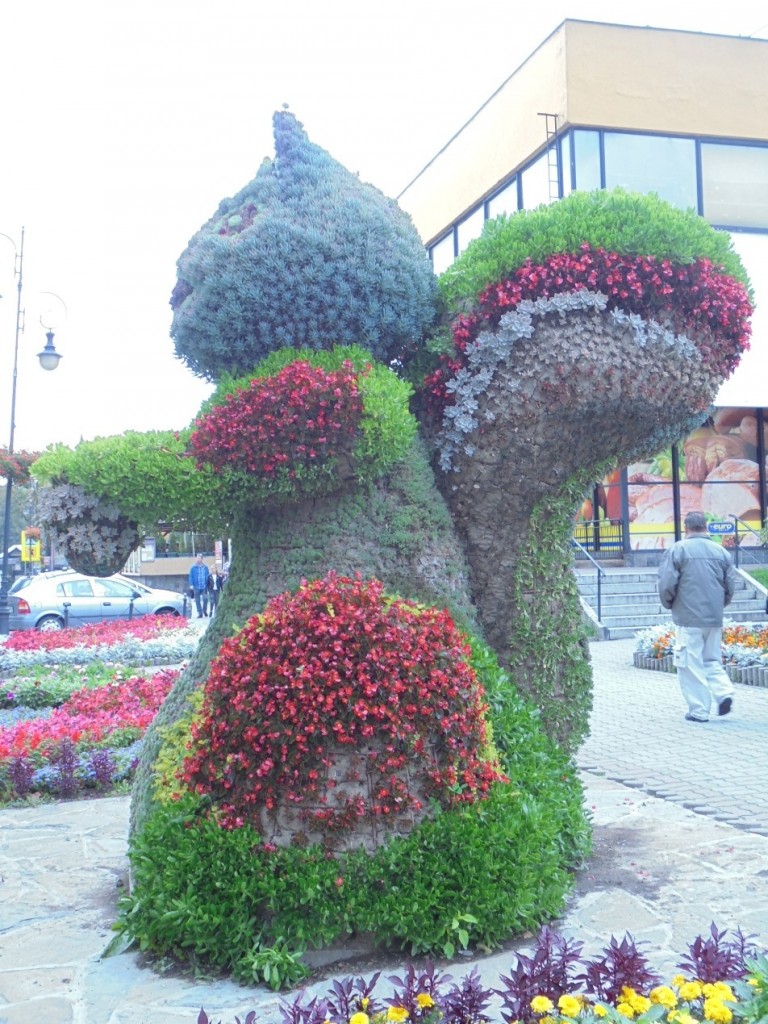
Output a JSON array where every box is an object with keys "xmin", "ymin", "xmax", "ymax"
[
  {"xmin": 59, "ymin": 580, "xmax": 95, "ymax": 597},
  {"xmin": 92, "ymin": 578, "xmax": 136, "ymax": 598},
  {"xmin": 10, "ymin": 577, "xmax": 33, "ymax": 593}
]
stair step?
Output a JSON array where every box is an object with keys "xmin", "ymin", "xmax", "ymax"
[{"xmin": 576, "ymin": 565, "xmax": 768, "ymax": 633}]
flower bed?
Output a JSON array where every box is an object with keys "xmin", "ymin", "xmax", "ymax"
[
  {"xmin": 196, "ymin": 924, "xmax": 768, "ymax": 1019},
  {"xmin": 0, "ymin": 617, "xmax": 194, "ymax": 801},
  {"xmin": 0, "ymin": 615, "xmax": 199, "ymax": 674},
  {"xmin": 633, "ymin": 624, "xmax": 768, "ymax": 687}
]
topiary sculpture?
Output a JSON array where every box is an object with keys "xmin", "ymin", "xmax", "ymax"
[{"xmin": 33, "ymin": 114, "xmax": 752, "ymax": 981}]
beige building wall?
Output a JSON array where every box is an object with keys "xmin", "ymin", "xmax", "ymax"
[{"xmin": 398, "ymin": 20, "xmax": 768, "ymax": 246}]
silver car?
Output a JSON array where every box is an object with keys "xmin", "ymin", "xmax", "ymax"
[{"xmin": 8, "ymin": 570, "xmax": 187, "ymax": 632}]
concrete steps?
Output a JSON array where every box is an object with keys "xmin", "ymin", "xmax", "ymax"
[{"xmin": 575, "ymin": 567, "xmax": 768, "ymax": 640}]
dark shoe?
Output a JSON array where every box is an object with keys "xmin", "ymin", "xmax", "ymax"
[
  {"xmin": 197, "ymin": 614, "xmax": 203, "ymax": 618},
  {"xmin": 685, "ymin": 713, "xmax": 708, "ymax": 722},
  {"xmin": 718, "ymin": 697, "xmax": 733, "ymax": 717}
]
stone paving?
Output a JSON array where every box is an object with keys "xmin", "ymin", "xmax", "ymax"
[
  {"xmin": 579, "ymin": 638, "xmax": 768, "ymax": 836},
  {"xmin": 1, "ymin": 637, "xmax": 767, "ymax": 1022}
]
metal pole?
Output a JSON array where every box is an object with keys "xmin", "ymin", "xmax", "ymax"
[{"xmin": 0, "ymin": 229, "xmax": 24, "ymax": 635}]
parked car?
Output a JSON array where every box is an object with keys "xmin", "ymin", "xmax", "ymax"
[{"xmin": 7, "ymin": 570, "xmax": 187, "ymax": 632}]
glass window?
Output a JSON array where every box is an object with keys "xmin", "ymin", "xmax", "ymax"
[
  {"xmin": 560, "ymin": 133, "xmax": 573, "ymax": 198},
  {"xmin": 430, "ymin": 232, "xmax": 455, "ymax": 275},
  {"xmin": 572, "ymin": 130, "xmax": 601, "ymax": 191},
  {"xmin": 59, "ymin": 580, "xmax": 94, "ymax": 597},
  {"xmin": 520, "ymin": 151, "xmax": 551, "ymax": 210},
  {"xmin": 604, "ymin": 133, "xmax": 697, "ymax": 210},
  {"xmin": 487, "ymin": 177, "xmax": 518, "ymax": 219},
  {"xmin": 457, "ymin": 207, "xmax": 485, "ymax": 254},
  {"xmin": 92, "ymin": 578, "xmax": 135, "ymax": 598},
  {"xmin": 701, "ymin": 143, "xmax": 768, "ymax": 228}
]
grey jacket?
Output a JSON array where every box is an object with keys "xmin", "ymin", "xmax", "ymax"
[{"xmin": 657, "ymin": 534, "xmax": 736, "ymax": 628}]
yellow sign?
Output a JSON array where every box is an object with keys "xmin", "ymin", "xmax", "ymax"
[{"xmin": 20, "ymin": 531, "xmax": 41, "ymax": 563}]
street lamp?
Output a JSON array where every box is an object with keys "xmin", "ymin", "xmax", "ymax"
[{"xmin": 0, "ymin": 228, "xmax": 64, "ymax": 635}]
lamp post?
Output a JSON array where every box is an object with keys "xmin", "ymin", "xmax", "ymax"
[{"xmin": 0, "ymin": 228, "xmax": 63, "ymax": 635}]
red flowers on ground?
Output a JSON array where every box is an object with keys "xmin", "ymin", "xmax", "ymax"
[
  {"xmin": 3, "ymin": 614, "xmax": 187, "ymax": 653},
  {"xmin": 0, "ymin": 669, "xmax": 178, "ymax": 762}
]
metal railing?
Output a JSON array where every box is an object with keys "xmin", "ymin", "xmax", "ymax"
[
  {"xmin": 572, "ymin": 537, "xmax": 606, "ymax": 622},
  {"xmin": 572, "ymin": 518, "xmax": 624, "ymax": 557},
  {"xmin": 730, "ymin": 515, "xmax": 768, "ymax": 568}
]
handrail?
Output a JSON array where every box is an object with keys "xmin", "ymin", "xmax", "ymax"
[
  {"xmin": 572, "ymin": 537, "xmax": 606, "ymax": 621},
  {"xmin": 730, "ymin": 515, "xmax": 767, "ymax": 568}
]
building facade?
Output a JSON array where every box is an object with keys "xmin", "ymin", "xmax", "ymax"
[{"xmin": 397, "ymin": 20, "xmax": 768, "ymax": 558}]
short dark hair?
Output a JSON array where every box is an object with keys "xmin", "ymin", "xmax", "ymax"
[{"xmin": 684, "ymin": 511, "xmax": 708, "ymax": 532}]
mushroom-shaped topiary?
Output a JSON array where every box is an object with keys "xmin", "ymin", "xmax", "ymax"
[
  {"xmin": 418, "ymin": 188, "xmax": 753, "ymax": 748},
  {"xmin": 176, "ymin": 573, "xmax": 506, "ymax": 850},
  {"xmin": 189, "ymin": 346, "xmax": 417, "ymax": 508},
  {"xmin": 170, "ymin": 110, "xmax": 438, "ymax": 380}
]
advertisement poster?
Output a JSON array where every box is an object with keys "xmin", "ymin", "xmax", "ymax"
[{"xmin": 577, "ymin": 407, "xmax": 766, "ymax": 552}]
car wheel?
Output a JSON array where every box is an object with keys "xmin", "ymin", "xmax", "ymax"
[
  {"xmin": 154, "ymin": 608, "xmax": 181, "ymax": 617},
  {"xmin": 37, "ymin": 615, "xmax": 65, "ymax": 632}
]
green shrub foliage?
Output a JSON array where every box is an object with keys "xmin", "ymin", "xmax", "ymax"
[
  {"xmin": 438, "ymin": 188, "xmax": 752, "ymax": 310},
  {"xmin": 170, "ymin": 111, "xmax": 438, "ymax": 380}
]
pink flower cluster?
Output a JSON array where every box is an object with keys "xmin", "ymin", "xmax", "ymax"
[
  {"xmin": 189, "ymin": 360, "xmax": 364, "ymax": 477},
  {"xmin": 182, "ymin": 573, "xmax": 507, "ymax": 832}
]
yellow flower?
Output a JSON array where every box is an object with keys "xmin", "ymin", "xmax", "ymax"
[
  {"xmin": 361, "ymin": 999, "xmax": 370, "ymax": 1011},
  {"xmin": 593, "ymin": 1007, "xmax": 608, "ymax": 1018},
  {"xmin": 668, "ymin": 1013, "xmax": 697, "ymax": 1024},
  {"xmin": 703, "ymin": 982, "xmax": 734, "ymax": 1002},
  {"xmin": 703, "ymin": 997, "xmax": 733, "ymax": 1023},
  {"xmin": 671, "ymin": 976, "xmax": 687, "ymax": 989},
  {"xmin": 557, "ymin": 995, "xmax": 581, "ymax": 1018},
  {"xmin": 385, "ymin": 1007, "xmax": 409, "ymax": 1024},
  {"xmin": 415, "ymin": 994, "xmax": 435, "ymax": 1010},
  {"xmin": 350, "ymin": 1014, "xmax": 371, "ymax": 1024},
  {"xmin": 616, "ymin": 1002, "xmax": 635, "ymax": 1018},
  {"xmin": 385, "ymin": 1009, "xmax": 408, "ymax": 1023},
  {"xmin": 651, "ymin": 986, "xmax": 678, "ymax": 1009},
  {"xmin": 530, "ymin": 995, "xmax": 554, "ymax": 1014},
  {"xmin": 678, "ymin": 981, "xmax": 703, "ymax": 1001},
  {"xmin": 628, "ymin": 993, "xmax": 651, "ymax": 1014}
]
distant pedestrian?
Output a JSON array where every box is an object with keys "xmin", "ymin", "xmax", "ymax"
[
  {"xmin": 658, "ymin": 511, "xmax": 737, "ymax": 722},
  {"xmin": 188, "ymin": 554, "xmax": 211, "ymax": 618},
  {"xmin": 208, "ymin": 569, "xmax": 225, "ymax": 614}
]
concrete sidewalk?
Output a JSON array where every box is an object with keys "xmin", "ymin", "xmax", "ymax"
[{"xmin": 1, "ymin": 639, "xmax": 767, "ymax": 1023}]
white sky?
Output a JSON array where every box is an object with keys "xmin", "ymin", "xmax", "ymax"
[{"xmin": 1, "ymin": 0, "xmax": 767, "ymax": 452}]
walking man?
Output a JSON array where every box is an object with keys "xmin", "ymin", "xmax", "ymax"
[
  {"xmin": 658, "ymin": 510, "xmax": 737, "ymax": 722},
  {"xmin": 188, "ymin": 554, "xmax": 211, "ymax": 618}
]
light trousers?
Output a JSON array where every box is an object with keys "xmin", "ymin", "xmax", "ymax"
[{"xmin": 674, "ymin": 625, "xmax": 734, "ymax": 720}]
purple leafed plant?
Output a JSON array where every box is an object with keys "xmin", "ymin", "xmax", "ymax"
[
  {"xmin": 577, "ymin": 933, "xmax": 660, "ymax": 1003},
  {"xmin": 8, "ymin": 755, "xmax": 36, "ymax": 797},
  {"xmin": 50, "ymin": 738, "xmax": 80, "ymax": 798},
  {"xmin": 677, "ymin": 922, "xmax": 759, "ymax": 982},
  {"xmin": 496, "ymin": 926, "xmax": 584, "ymax": 1023},
  {"xmin": 89, "ymin": 748, "xmax": 117, "ymax": 788}
]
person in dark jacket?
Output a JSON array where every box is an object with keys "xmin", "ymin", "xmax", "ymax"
[{"xmin": 658, "ymin": 511, "xmax": 737, "ymax": 722}]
